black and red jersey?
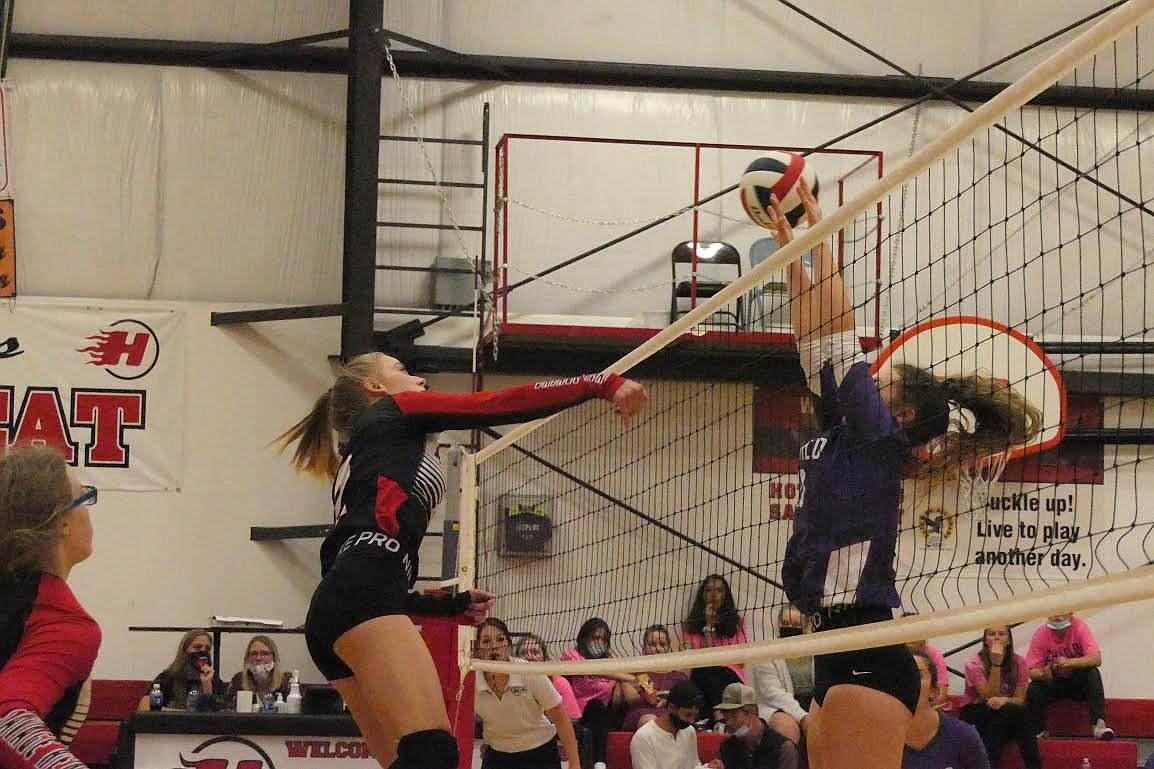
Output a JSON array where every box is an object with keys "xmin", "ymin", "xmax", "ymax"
[
  {"xmin": 320, "ymin": 374, "xmax": 625, "ymax": 584},
  {"xmin": 0, "ymin": 571, "xmax": 101, "ymax": 769}
]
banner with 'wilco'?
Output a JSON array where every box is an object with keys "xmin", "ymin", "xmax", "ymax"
[{"xmin": 0, "ymin": 300, "xmax": 184, "ymax": 490}]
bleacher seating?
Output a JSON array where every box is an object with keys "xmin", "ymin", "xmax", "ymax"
[
  {"xmin": 71, "ymin": 680, "xmax": 149, "ymax": 768},
  {"xmin": 602, "ymin": 698, "xmax": 1154, "ymax": 769}
]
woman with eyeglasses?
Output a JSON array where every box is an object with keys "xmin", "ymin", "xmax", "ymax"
[
  {"xmin": 474, "ymin": 619, "xmax": 581, "ymax": 769},
  {"xmin": 228, "ymin": 635, "xmax": 292, "ymax": 711},
  {"xmin": 0, "ymin": 447, "xmax": 100, "ymax": 769}
]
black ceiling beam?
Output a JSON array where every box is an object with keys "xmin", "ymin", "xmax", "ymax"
[{"xmin": 10, "ymin": 33, "xmax": 1154, "ymax": 112}]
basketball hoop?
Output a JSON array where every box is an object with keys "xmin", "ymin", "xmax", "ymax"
[{"xmin": 957, "ymin": 451, "xmax": 1010, "ymax": 512}]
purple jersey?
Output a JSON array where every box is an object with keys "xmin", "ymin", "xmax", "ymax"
[
  {"xmin": 902, "ymin": 715, "xmax": 991, "ymax": 769},
  {"xmin": 782, "ymin": 360, "xmax": 909, "ymax": 610}
]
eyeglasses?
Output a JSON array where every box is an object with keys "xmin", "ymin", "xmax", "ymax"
[
  {"xmin": 70, "ymin": 485, "xmax": 97, "ymax": 509},
  {"xmin": 248, "ymin": 650, "xmax": 274, "ymax": 659}
]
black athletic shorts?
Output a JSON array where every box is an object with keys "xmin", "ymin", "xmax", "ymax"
[
  {"xmin": 810, "ymin": 604, "xmax": 921, "ymax": 715},
  {"xmin": 305, "ymin": 554, "xmax": 410, "ymax": 681}
]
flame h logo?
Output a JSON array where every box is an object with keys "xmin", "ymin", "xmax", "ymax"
[{"xmin": 76, "ymin": 319, "xmax": 160, "ymax": 380}]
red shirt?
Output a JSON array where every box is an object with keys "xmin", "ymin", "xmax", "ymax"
[{"xmin": 0, "ymin": 573, "xmax": 101, "ymax": 718}]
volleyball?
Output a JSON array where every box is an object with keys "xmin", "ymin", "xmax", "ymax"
[{"xmin": 739, "ymin": 152, "xmax": 820, "ymax": 229}]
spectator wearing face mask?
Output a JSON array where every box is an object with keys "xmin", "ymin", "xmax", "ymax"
[
  {"xmin": 621, "ymin": 625, "xmax": 691, "ymax": 731},
  {"xmin": 629, "ymin": 681, "xmax": 722, "ymax": 769},
  {"xmin": 227, "ymin": 635, "xmax": 291, "ymax": 710},
  {"xmin": 1025, "ymin": 612, "xmax": 1114, "ymax": 740},
  {"xmin": 143, "ymin": 629, "xmax": 227, "ymax": 711},
  {"xmin": 715, "ymin": 683, "xmax": 798, "ymax": 769},
  {"xmin": 747, "ymin": 605, "xmax": 813, "ymax": 746},
  {"xmin": 562, "ymin": 618, "xmax": 642, "ymax": 768}
]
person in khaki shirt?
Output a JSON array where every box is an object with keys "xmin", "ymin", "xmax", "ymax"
[{"xmin": 474, "ymin": 619, "xmax": 580, "ymax": 768}]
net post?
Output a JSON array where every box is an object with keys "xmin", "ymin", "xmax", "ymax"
[{"xmin": 454, "ymin": 449, "xmax": 479, "ymax": 673}]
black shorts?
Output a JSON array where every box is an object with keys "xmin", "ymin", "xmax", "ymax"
[
  {"xmin": 481, "ymin": 737, "xmax": 560, "ymax": 769},
  {"xmin": 810, "ymin": 604, "xmax": 920, "ymax": 715},
  {"xmin": 305, "ymin": 554, "xmax": 410, "ymax": 681}
]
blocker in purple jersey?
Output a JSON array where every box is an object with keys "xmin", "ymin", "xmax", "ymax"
[{"xmin": 740, "ymin": 152, "xmax": 821, "ymax": 229}]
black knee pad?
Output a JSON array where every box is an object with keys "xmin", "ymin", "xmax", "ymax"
[{"xmin": 390, "ymin": 729, "xmax": 458, "ymax": 769}]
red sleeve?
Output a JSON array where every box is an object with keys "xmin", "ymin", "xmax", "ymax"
[
  {"xmin": 0, "ymin": 709, "xmax": 88, "ymax": 769},
  {"xmin": 0, "ymin": 577, "xmax": 101, "ymax": 719},
  {"xmin": 392, "ymin": 374, "xmax": 626, "ymax": 432}
]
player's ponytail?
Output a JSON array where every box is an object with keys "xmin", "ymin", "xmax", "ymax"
[
  {"xmin": 275, "ymin": 390, "xmax": 339, "ymax": 480},
  {"xmin": 275, "ymin": 352, "xmax": 386, "ymax": 481},
  {"xmin": 897, "ymin": 364, "xmax": 1043, "ymax": 476}
]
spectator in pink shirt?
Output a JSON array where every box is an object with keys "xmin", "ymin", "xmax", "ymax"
[
  {"xmin": 562, "ymin": 618, "xmax": 642, "ymax": 767},
  {"xmin": 1025, "ymin": 612, "xmax": 1114, "ymax": 740},
  {"xmin": 958, "ymin": 625, "xmax": 1040, "ymax": 769},
  {"xmin": 683, "ymin": 575, "xmax": 747, "ymax": 721},
  {"xmin": 515, "ymin": 634, "xmax": 581, "ymax": 721}
]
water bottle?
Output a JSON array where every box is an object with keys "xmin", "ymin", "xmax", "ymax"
[
  {"xmin": 262, "ymin": 692, "xmax": 277, "ymax": 713},
  {"xmin": 148, "ymin": 684, "xmax": 163, "ymax": 711},
  {"xmin": 185, "ymin": 686, "xmax": 200, "ymax": 712},
  {"xmin": 275, "ymin": 693, "xmax": 285, "ymax": 713}
]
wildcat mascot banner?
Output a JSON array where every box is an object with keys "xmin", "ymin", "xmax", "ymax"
[{"xmin": 0, "ymin": 299, "xmax": 184, "ymax": 490}]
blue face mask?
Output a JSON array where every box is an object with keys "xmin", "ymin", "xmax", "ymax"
[
  {"xmin": 585, "ymin": 642, "xmax": 607, "ymax": 658},
  {"xmin": 733, "ymin": 724, "xmax": 752, "ymax": 738},
  {"xmin": 1047, "ymin": 619, "xmax": 1072, "ymax": 632}
]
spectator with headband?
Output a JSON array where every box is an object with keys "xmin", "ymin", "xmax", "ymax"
[
  {"xmin": 1025, "ymin": 612, "xmax": 1114, "ymax": 740},
  {"xmin": 715, "ymin": 682, "xmax": 798, "ymax": 769},
  {"xmin": 0, "ymin": 447, "xmax": 101, "ymax": 769}
]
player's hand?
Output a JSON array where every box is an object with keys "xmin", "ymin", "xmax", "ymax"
[
  {"xmin": 611, "ymin": 379, "xmax": 649, "ymax": 427},
  {"xmin": 797, "ymin": 177, "xmax": 824, "ymax": 226},
  {"xmin": 463, "ymin": 589, "xmax": 496, "ymax": 624},
  {"xmin": 986, "ymin": 696, "xmax": 1007, "ymax": 710},
  {"xmin": 199, "ymin": 665, "xmax": 214, "ymax": 688},
  {"xmin": 767, "ymin": 194, "xmax": 794, "ymax": 249}
]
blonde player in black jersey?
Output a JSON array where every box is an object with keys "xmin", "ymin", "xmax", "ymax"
[{"xmin": 278, "ymin": 354, "xmax": 647, "ymax": 769}]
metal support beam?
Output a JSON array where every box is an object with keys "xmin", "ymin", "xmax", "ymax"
[
  {"xmin": 210, "ymin": 303, "xmax": 346, "ymax": 326},
  {"xmin": 340, "ymin": 0, "xmax": 382, "ymax": 359},
  {"xmin": 11, "ymin": 34, "xmax": 1154, "ymax": 112}
]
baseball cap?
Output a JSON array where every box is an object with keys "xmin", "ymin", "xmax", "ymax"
[
  {"xmin": 714, "ymin": 682, "xmax": 757, "ymax": 710},
  {"xmin": 665, "ymin": 680, "xmax": 704, "ymax": 709}
]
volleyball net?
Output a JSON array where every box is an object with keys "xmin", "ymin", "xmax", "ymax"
[{"xmin": 467, "ymin": 0, "xmax": 1154, "ymax": 675}]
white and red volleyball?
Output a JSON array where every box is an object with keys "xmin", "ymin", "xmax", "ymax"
[{"xmin": 739, "ymin": 152, "xmax": 819, "ymax": 229}]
